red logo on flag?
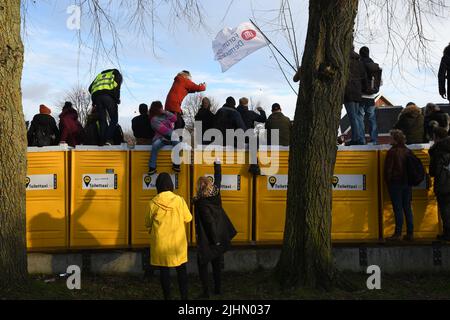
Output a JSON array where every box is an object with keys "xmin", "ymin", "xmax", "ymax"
[{"xmin": 241, "ymin": 29, "xmax": 257, "ymax": 41}]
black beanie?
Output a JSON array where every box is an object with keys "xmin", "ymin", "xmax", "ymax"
[
  {"xmin": 156, "ymin": 173, "xmax": 174, "ymax": 194},
  {"xmin": 226, "ymin": 96, "xmax": 236, "ymax": 107}
]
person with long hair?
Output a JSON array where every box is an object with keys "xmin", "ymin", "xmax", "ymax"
[
  {"xmin": 148, "ymin": 101, "xmax": 181, "ymax": 175},
  {"xmin": 193, "ymin": 159, "xmax": 237, "ymax": 299}
]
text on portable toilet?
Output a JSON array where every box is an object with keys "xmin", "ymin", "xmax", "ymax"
[
  {"xmin": 26, "ymin": 174, "xmax": 57, "ymax": 190},
  {"xmin": 82, "ymin": 174, "xmax": 118, "ymax": 190},
  {"xmin": 143, "ymin": 173, "xmax": 179, "ymax": 190},
  {"xmin": 204, "ymin": 174, "xmax": 241, "ymax": 191}
]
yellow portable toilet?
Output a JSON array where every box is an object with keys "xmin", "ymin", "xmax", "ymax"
[
  {"xmin": 130, "ymin": 145, "xmax": 191, "ymax": 247},
  {"xmin": 255, "ymin": 145, "xmax": 380, "ymax": 243},
  {"xmin": 379, "ymin": 144, "xmax": 439, "ymax": 239},
  {"xmin": 26, "ymin": 146, "xmax": 70, "ymax": 250},
  {"xmin": 255, "ymin": 146, "xmax": 289, "ymax": 243},
  {"xmin": 70, "ymin": 145, "xmax": 129, "ymax": 248},
  {"xmin": 192, "ymin": 146, "xmax": 253, "ymax": 243},
  {"xmin": 332, "ymin": 145, "xmax": 380, "ymax": 241}
]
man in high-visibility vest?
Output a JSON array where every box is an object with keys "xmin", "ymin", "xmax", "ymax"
[{"xmin": 89, "ymin": 69, "xmax": 123, "ymax": 145}]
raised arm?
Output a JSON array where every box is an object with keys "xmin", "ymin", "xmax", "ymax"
[{"xmin": 214, "ymin": 161, "xmax": 222, "ymax": 190}]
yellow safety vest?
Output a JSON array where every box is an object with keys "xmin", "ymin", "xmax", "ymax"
[{"xmin": 90, "ymin": 71, "xmax": 118, "ymax": 94}]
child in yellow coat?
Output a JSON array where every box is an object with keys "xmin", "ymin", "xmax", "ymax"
[{"xmin": 145, "ymin": 172, "xmax": 192, "ymax": 300}]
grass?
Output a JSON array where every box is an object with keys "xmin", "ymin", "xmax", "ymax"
[{"xmin": 2, "ymin": 270, "xmax": 450, "ymax": 300}]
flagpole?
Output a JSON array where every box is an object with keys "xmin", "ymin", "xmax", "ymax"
[{"xmin": 249, "ymin": 19, "xmax": 297, "ymax": 73}]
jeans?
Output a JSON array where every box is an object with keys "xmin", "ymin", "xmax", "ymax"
[
  {"xmin": 94, "ymin": 94, "xmax": 118, "ymax": 144},
  {"xmin": 361, "ymin": 99, "xmax": 378, "ymax": 144},
  {"xmin": 344, "ymin": 101, "xmax": 365, "ymax": 145},
  {"xmin": 437, "ymin": 194, "xmax": 450, "ymax": 236},
  {"xmin": 159, "ymin": 264, "xmax": 188, "ymax": 300},
  {"xmin": 148, "ymin": 138, "xmax": 180, "ymax": 169},
  {"xmin": 388, "ymin": 184, "xmax": 414, "ymax": 234}
]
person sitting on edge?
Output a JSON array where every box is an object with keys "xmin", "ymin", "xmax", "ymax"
[
  {"xmin": 394, "ymin": 102, "xmax": 425, "ymax": 145},
  {"xmin": 58, "ymin": 101, "xmax": 84, "ymax": 147},
  {"xmin": 148, "ymin": 101, "xmax": 181, "ymax": 175},
  {"xmin": 195, "ymin": 97, "xmax": 215, "ymax": 145},
  {"xmin": 213, "ymin": 97, "xmax": 246, "ymax": 147},
  {"xmin": 265, "ymin": 103, "xmax": 292, "ymax": 146},
  {"xmin": 27, "ymin": 104, "xmax": 60, "ymax": 147},
  {"xmin": 132, "ymin": 103, "xmax": 154, "ymax": 145},
  {"xmin": 236, "ymin": 97, "xmax": 267, "ymax": 130},
  {"xmin": 165, "ymin": 70, "xmax": 206, "ymax": 130},
  {"xmin": 424, "ymin": 103, "xmax": 449, "ymax": 142}
]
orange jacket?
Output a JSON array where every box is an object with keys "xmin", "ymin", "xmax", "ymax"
[{"xmin": 165, "ymin": 75, "xmax": 206, "ymax": 113}]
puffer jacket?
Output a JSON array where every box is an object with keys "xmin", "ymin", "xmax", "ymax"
[
  {"xmin": 145, "ymin": 191, "xmax": 192, "ymax": 267},
  {"xmin": 165, "ymin": 75, "xmax": 206, "ymax": 114},
  {"xmin": 394, "ymin": 106, "xmax": 425, "ymax": 144},
  {"xmin": 151, "ymin": 111, "xmax": 177, "ymax": 142},
  {"xmin": 429, "ymin": 136, "xmax": 450, "ymax": 195}
]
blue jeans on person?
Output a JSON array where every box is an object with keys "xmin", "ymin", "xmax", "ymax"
[
  {"xmin": 361, "ymin": 99, "xmax": 378, "ymax": 144},
  {"xmin": 148, "ymin": 138, "xmax": 180, "ymax": 169},
  {"xmin": 388, "ymin": 184, "xmax": 414, "ymax": 235},
  {"xmin": 345, "ymin": 101, "xmax": 365, "ymax": 145}
]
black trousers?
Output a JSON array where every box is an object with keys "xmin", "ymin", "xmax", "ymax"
[
  {"xmin": 197, "ymin": 255, "xmax": 222, "ymax": 294},
  {"xmin": 159, "ymin": 263, "xmax": 188, "ymax": 300},
  {"xmin": 437, "ymin": 194, "xmax": 450, "ymax": 236},
  {"xmin": 174, "ymin": 112, "xmax": 185, "ymax": 130},
  {"xmin": 93, "ymin": 94, "xmax": 118, "ymax": 144}
]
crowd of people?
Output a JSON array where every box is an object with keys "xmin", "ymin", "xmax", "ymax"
[{"xmin": 24, "ymin": 43, "xmax": 450, "ymax": 299}]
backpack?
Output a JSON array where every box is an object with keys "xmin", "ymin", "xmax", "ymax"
[
  {"xmin": 364, "ymin": 61, "xmax": 382, "ymax": 95},
  {"xmin": 405, "ymin": 151, "xmax": 426, "ymax": 186}
]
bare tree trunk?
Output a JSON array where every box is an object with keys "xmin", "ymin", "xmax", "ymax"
[
  {"xmin": 276, "ymin": 0, "xmax": 358, "ymax": 289},
  {"xmin": 0, "ymin": 0, "xmax": 28, "ymax": 289}
]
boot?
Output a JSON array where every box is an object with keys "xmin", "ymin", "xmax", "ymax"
[
  {"xmin": 386, "ymin": 233, "xmax": 401, "ymax": 241},
  {"xmin": 403, "ymin": 233, "xmax": 414, "ymax": 242}
]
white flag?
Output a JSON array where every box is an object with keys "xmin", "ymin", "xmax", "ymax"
[{"xmin": 213, "ymin": 22, "xmax": 268, "ymax": 72}]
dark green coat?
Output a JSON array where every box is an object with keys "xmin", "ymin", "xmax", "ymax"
[{"xmin": 266, "ymin": 112, "xmax": 291, "ymax": 146}]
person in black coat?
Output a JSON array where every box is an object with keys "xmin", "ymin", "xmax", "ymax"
[
  {"xmin": 132, "ymin": 103, "xmax": 154, "ymax": 145},
  {"xmin": 195, "ymin": 97, "xmax": 215, "ymax": 145},
  {"xmin": 193, "ymin": 161, "xmax": 237, "ymax": 299},
  {"xmin": 213, "ymin": 97, "xmax": 246, "ymax": 146},
  {"xmin": 27, "ymin": 104, "xmax": 60, "ymax": 147},
  {"xmin": 438, "ymin": 43, "xmax": 450, "ymax": 103},
  {"xmin": 424, "ymin": 103, "xmax": 450, "ymax": 142},
  {"xmin": 236, "ymin": 97, "xmax": 267, "ymax": 130},
  {"xmin": 429, "ymin": 127, "xmax": 450, "ymax": 241}
]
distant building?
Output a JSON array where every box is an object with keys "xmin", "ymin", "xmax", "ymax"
[{"xmin": 375, "ymin": 95, "xmax": 394, "ymax": 108}]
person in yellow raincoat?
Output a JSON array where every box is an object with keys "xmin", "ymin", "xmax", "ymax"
[{"xmin": 145, "ymin": 172, "xmax": 192, "ymax": 300}]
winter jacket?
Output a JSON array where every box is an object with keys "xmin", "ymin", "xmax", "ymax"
[
  {"xmin": 27, "ymin": 114, "xmax": 60, "ymax": 147},
  {"xmin": 344, "ymin": 51, "xmax": 368, "ymax": 103},
  {"xmin": 394, "ymin": 107, "xmax": 425, "ymax": 144},
  {"xmin": 59, "ymin": 108, "xmax": 83, "ymax": 147},
  {"xmin": 82, "ymin": 113, "xmax": 101, "ymax": 145},
  {"xmin": 429, "ymin": 136, "xmax": 450, "ymax": 196},
  {"xmin": 195, "ymin": 107, "xmax": 215, "ymax": 144},
  {"xmin": 193, "ymin": 163, "xmax": 237, "ymax": 265},
  {"xmin": 151, "ymin": 111, "xmax": 177, "ymax": 142},
  {"xmin": 424, "ymin": 110, "xmax": 450, "ymax": 142},
  {"xmin": 132, "ymin": 114, "xmax": 154, "ymax": 140},
  {"xmin": 265, "ymin": 112, "xmax": 291, "ymax": 146},
  {"xmin": 213, "ymin": 104, "xmax": 246, "ymax": 145},
  {"xmin": 165, "ymin": 75, "xmax": 206, "ymax": 114},
  {"xmin": 236, "ymin": 105, "xmax": 267, "ymax": 130},
  {"xmin": 145, "ymin": 191, "xmax": 192, "ymax": 267},
  {"xmin": 385, "ymin": 144, "xmax": 411, "ymax": 186},
  {"xmin": 89, "ymin": 69, "xmax": 123, "ymax": 104},
  {"xmin": 438, "ymin": 54, "xmax": 450, "ymax": 98}
]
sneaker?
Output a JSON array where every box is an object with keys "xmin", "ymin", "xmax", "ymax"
[
  {"xmin": 172, "ymin": 164, "xmax": 181, "ymax": 173},
  {"xmin": 148, "ymin": 168, "xmax": 157, "ymax": 175},
  {"xmin": 403, "ymin": 234, "xmax": 414, "ymax": 242},
  {"xmin": 386, "ymin": 233, "xmax": 401, "ymax": 241}
]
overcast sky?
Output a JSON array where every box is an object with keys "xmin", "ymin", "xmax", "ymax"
[{"xmin": 22, "ymin": 0, "xmax": 450, "ymax": 130}]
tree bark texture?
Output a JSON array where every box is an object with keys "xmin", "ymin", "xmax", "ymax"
[
  {"xmin": 276, "ymin": 0, "xmax": 358, "ymax": 288},
  {"xmin": 0, "ymin": 0, "xmax": 28, "ymax": 289}
]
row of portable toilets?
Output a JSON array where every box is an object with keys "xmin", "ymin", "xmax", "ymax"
[{"xmin": 26, "ymin": 144, "xmax": 441, "ymax": 251}]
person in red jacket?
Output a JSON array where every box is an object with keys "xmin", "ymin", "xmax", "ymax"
[
  {"xmin": 165, "ymin": 70, "xmax": 206, "ymax": 129},
  {"xmin": 59, "ymin": 101, "xmax": 84, "ymax": 147}
]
